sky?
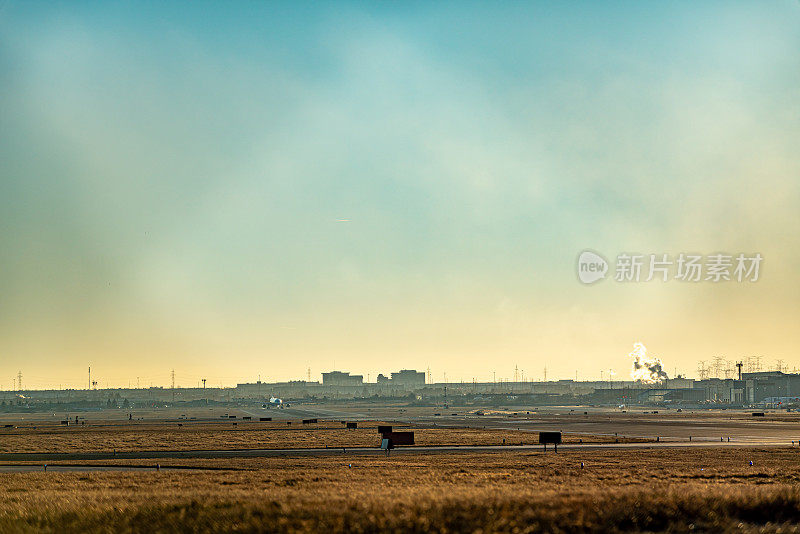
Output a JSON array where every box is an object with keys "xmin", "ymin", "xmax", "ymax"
[{"xmin": 1, "ymin": 1, "xmax": 799, "ymax": 390}]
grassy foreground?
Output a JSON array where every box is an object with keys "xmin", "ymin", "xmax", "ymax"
[
  {"xmin": 3, "ymin": 447, "xmax": 800, "ymax": 532},
  {"xmin": 0, "ymin": 421, "xmax": 643, "ymax": 453}
]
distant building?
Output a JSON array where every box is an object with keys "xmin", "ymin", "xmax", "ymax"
[
  {"xmin": 390, "ymin": 370, "xmax": 426, "ymax": 387},
  {"xmin": 322, "ymin": 371, "xmax": 364, "ymax": 387},
  {"xmin": 664, "ymin": 377, "xmax": 694, "ymax": 389},
  {"xmin": 376, "ymin": 374, "xmax": 390, "ymax": 384}
]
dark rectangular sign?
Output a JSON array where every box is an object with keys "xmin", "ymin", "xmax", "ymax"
[
  {"xmin": 539, "ymin": 431, "xmax": 562, "ymax": 444},
  {"xmin": 383, "ymin": 431, "xmax": 414, "ymax": 445}
]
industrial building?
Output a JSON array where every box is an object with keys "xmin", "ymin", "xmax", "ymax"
[{"xmin": 7, "ymin": 370, "xmax": 800, "ymax": 407}]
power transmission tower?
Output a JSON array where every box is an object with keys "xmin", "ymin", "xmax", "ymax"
[
  {"xmin": 17, "ymin": 371, "xmax": 22, "ymax": 392},
  {"xmin": 736, "ymin": 361, "xmax": 743, "ymax": 380},
  {"xmin": 723, "ymin": 360, "xmax": 734, "ymax": 379},
  {"xmin": 712, "ymin": 356, "xmax": 725, "ymax": 379},
  {"xmin": 171, "ymin": 369, "xmax": 175, "ymax": 403},
  {"xmin": 514, "ymin": 365, "xmax": 519, "ymax": 383},
  {"xmin": 697, "ymin": 361, "xmax": 709, "ymax": 380}
]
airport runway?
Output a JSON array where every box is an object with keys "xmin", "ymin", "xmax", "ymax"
[{"xmin": 278, "ymin": 404, "xmax": 800, "ymax": 444}]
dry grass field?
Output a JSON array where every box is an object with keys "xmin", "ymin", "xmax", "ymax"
[
  {"xmin": 0, "ymin": 420, "xmax": 644, "ymax": 453},
  {"xmin": 3, "ymin": 447, "xmax": 800, "ymax": 532},
  {"xmin": 1, "ymin": 414, "xmax": 796, "ymax": 532}
]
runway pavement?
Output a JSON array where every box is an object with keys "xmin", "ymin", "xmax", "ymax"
[{"xmin": 262, "ymin": 404, "xmax": 800, "ymax": 444}]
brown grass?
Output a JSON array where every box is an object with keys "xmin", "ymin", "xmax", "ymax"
[
  {"xmin": 0, "ymin": 421, "xmax": 643, "ymax": 453},
  {"xmin": 2, "ymin": 447, "xmax": 800, "ymax": 532}
]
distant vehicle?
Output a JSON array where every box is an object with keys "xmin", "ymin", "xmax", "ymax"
[{"xmin": 267, "ymin": 396, "xmax": 283, "ymax": 408}]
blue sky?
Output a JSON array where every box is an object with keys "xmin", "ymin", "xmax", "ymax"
[{"xmin": 1, "ymin": 1, "xmax": 799, "ymax": 388}]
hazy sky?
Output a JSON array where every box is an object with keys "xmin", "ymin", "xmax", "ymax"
[{"xmin": 1, "ymin": 2, "xmax": 799, "ymax": 389}]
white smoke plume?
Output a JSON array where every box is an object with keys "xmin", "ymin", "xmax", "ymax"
[{"xmin": 629, "ymin": 342, "xmax": 668, "ymax": 383}]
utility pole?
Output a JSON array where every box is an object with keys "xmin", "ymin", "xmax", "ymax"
[
  {"xmin": 88, "ymin": 367, "xmax": 91, "ymax": 390},
  {"xmin": 543, "ymin": 366, "xmax": 547, "ymax": 383},
  {"xmin": 171, "ymin": 369, "xmax": 175, "ymax": 403}
]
